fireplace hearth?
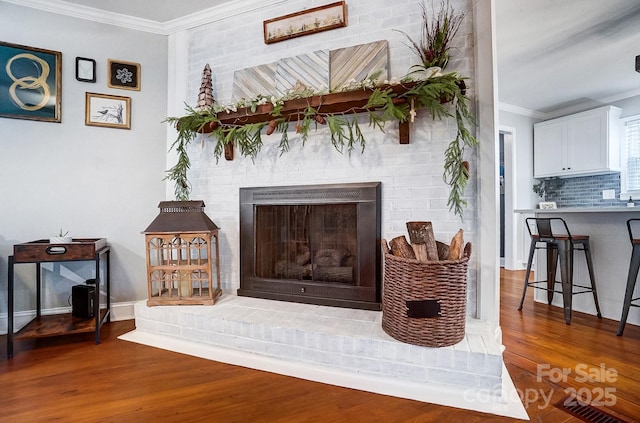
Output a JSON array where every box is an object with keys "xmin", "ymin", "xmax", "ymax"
[{"xmin": 239, "ymin": 182, "xmax": 381, "ymax": 310}]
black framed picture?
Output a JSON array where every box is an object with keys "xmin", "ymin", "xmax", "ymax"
[
  {"xmin": 76, "ymin": 57, "xmax": 96, "ymax": 83},
  {"xmin": 0, "ymin": 41, "xmax": 62, "ymax": 122},
  {"xmin": 108, "ymin": 59, "xmax": 140, "ymax": 91}
]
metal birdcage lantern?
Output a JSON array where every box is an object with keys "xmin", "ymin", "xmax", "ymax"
[{"xmin": 143, "ymin": 201, "xmax": 221, "ymax": 306}]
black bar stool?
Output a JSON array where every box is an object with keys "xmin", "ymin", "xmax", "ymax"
[
  {"xmin": 617, "ymin": 219, "xmax": 640, "ymax": 336},
  {"xmin": 518, "ymin": 217, "xmax": 602, "ymax": 324}
]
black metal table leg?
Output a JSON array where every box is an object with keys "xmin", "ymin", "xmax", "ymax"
[
  {"xmin": 36, "ymin": 263, "xmax": 41, "ymax": 318},
  {"xmin": 106, "ymin": 250, "xmax": 111, "ymax": 323},
  {"xmin": 8, "ymin": 255, "xmax": 14, "ymax": 358},
  {"xmin": 94, "ymin": 250, "xmax": 101, "ymax": 345}
]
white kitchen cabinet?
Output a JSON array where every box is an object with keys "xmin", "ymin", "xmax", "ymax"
[{"xmin": 533, "ymin": 105, "xmax": 622, "ymax": 178}]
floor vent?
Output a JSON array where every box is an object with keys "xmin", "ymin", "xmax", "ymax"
[{"xmin": 555, "ymin": 397, "xmax": 629, "ymax": 423}]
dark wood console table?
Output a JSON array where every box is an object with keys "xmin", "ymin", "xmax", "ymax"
[{"xmin": 7, "ymin": 238, "xmax": 110, "ymax": 358}]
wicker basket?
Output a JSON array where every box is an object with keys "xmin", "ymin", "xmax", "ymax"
[{"xmin": 381, "ymin": 242, "xmax": 469, "ymax": 348}]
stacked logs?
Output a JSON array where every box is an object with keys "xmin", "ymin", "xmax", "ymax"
[
  {"xmin": 274, "ymin": 245, "xmax": 355, "ymax": 283},
  {"xmin": 386, "ymin": 221, "xmax": 471, "ymax": 261}
]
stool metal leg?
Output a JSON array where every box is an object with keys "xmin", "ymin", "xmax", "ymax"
[
  {"xmin": 582, "ymin": 241, "xmax": 602, "ymax": 319},
  {"xmin": 518, "ymin": 238, "xmax": 537, "ymax": 311},
  {"xmin": 617, "ymin": 244, "xmax": 640, "ymax": 336},
  {"xmin": 546, "ymin": 244, "xmax": 558, "ymax": 305},
  {"xmin": 557, "ymin": 239, "xmax": 573, "ymax": 325}
]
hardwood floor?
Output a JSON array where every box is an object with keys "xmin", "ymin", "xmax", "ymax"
[
  {"xmin": 1, "ymin": 269, "xmax": 639, "ymax": 422},
  {"xmin": 500, "ymin": 269, "xmax": 640, "ymax": 423}
]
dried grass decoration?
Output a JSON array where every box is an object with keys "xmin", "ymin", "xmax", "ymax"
[{"xmin": 396, "ymin": 0, "xmax": 465, "ymax": 71}]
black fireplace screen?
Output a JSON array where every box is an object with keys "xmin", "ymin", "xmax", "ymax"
[
  {"xmin": 239, "ymin": 182, "xmax": 381, "ymax": 310},
  {"xmin": 255, "ymin": 204, "xmax": 357, "ymax": 284}
]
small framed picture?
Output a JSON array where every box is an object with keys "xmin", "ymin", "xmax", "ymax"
[
  {"xmin": 538, "ymin": 201, "xmax": 557, "ymax": 209},
  {"xmin": 85, "ymin": 92, "xmax": 131, "ymax": 129},
  {"xmin": 107, "ymin": 59, "xmax": 140, "ymax": 91},
  {"xmin": 75, "ymin": 57, "xmax": 96, "ymax": 82}
]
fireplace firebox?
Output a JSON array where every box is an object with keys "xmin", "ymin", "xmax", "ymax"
[{"xmin": 239, "ymin": 182, "xmax": 381, "ymax": 310}]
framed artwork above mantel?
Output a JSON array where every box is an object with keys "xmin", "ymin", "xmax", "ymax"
[{"xmin": 263, "ymin": 1, "xmax": 347, "ymax": 44}]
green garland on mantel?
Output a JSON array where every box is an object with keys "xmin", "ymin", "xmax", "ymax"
[{"xmin": 165, "ymin": 71, "xmax": 477, "ymax": 217}]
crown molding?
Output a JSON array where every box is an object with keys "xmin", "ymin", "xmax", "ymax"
[
  {"xmin": 498, "ymin": 102, "xmax": 547, "ymax": 120},
  {"xmin": 163, "ymin": 0, "xmax": 287, "ymax": 34},
  {"xmin": 2, "ymin": 0, "xmax": 287, "ymax": 35},
  {"xmin": 542, "ymin": 88, "xmax": 640, "ymax": 119},
  {"xmin": 500, "ymin": 87, "xmax": 640, "ymax": 121},
  {"xmin": 2, "ymin": 0, "xmax": 165, "ymax": 34}
]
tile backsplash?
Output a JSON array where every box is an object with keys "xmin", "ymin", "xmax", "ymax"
[{"xmin": 543, "ymin": 173, "xmax": 632, "ymax": 207}]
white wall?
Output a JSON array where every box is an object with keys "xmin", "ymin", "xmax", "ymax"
[
  {"xmin": 0, "ymin": 2, "xmax": 168, "ymax": 316},
  {"xmin": 499, "ymin": 109, "xmax": 541, "ymax": 268},
  {"xmin": 169, "ymin": 0, "xmax": 483, "ymax": 317},
  {"xmin": 472, "ymin": 0, "xmax": 500, "ymax": 326}
]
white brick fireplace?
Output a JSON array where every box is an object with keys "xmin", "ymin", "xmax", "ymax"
[{"xmin": 126, "ymin": 0, "xmax": 518, "ymax": 418}]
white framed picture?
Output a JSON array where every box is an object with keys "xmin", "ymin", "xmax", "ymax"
[{"xmin": 538, "ymin": 201, "xmax": 557, "ymax": 209}]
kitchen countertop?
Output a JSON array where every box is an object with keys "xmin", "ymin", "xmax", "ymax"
[{"xmin": 514, "ymin": 207, "xmax": 640, "ymax": 213}]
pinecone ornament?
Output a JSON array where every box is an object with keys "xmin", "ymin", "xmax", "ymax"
[{"xmin": 196, "ymin": 64, "xmax": 214, "ymax": 110}]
